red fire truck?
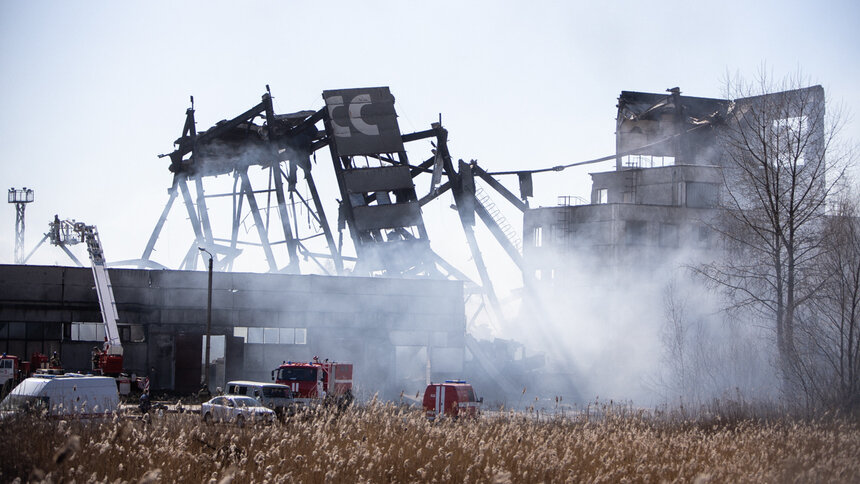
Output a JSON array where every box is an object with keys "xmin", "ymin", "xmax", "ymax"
[
  {"xmin": 422, "ymin": 380, "xmax": 482, "ymax": 420},
  {"xmin": 0, "ymin": 352, "xmax": 63, "ymax": 397},
  {"xmin": 272, "ymin": 357, "xmax": 353, "ymax": 407},
  {"xmin": 0, "ymin": 354, "xmax": 25, "ymax": 397}
]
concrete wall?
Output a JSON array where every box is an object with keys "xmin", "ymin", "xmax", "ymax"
[
  {"xmin": 523, "ymin": 195, "xmax": 719, "ymax": 284},
  {"xmin": 590, "ymin": 165, "xmax": 722, "ymax": 207}
]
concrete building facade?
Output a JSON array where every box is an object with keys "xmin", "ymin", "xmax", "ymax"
[{"xmin": 523, "ymin": 85, "xmax": 825, "ymax": 283}]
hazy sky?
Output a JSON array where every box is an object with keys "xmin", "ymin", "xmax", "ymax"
[{"xmin": 1, "ymin": 1, "xmax": 858, "ymax": 291}]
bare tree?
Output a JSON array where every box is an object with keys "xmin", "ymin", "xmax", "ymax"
[
  {"xmin": 657, "ymin": 276, "xmax": 777, "ymax": 405},
  {"xmin": 700, "ymin": 70, "xmax": 850, "ymax": 401},
  {"xmin": 660, "ymin": 278, "xmax": 693, "ymax": 400},
  {"xmin": 808, "ymin": 194, "xmax": 860, "ymax": 409}
]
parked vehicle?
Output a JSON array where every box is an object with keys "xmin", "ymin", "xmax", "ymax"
[
  {"xmin": 0, "ymin": 354, "xmax": 25, "ymax": 398},
  {"xmin": 272, "ymin": 357, "xmax": 353, "ymax": 408},
  {"xmin": 422, "ymin": 380, "xmax": 482, "ymax": 420},
  {"xmin": 0, "ymin": 373, "xmax": 119, "ymax": 417},
  {"xmin": 225, "ymin": 381, "xmax": 295, "ymax": 416},
  {"xmin": 201, "ymin": 395, "xmax": 275, "ymax": 427},
  {"xmin": 0, "ymin": 352, "xmax": 68, "ymax": 398}
]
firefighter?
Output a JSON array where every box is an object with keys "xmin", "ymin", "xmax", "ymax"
[
  {"xmin": 49, "ymin": 351, "xmax": 60, "ymax": 368},
  {"xmin": 91, "ymin": 346, "xmax": 101, "ymax": 369},
  {"xmin": 139, "ymin": 392, "xmax": 151, "ymax": 414}
]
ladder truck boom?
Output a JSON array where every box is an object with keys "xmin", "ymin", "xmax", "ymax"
[
  {"xmin": 76, "ymin": 223, "xmax": 123, "ymax": 357},
  {"xmin": 33, "ymin": 217, "xmax": 131, "ymax": 391}
]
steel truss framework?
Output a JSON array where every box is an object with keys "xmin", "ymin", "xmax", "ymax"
[{"xmin": 130, "ymin": 86, "xmax": 538, "ymax": 326}]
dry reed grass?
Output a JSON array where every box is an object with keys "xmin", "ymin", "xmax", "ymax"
[{"xmin": 1, "ymin": 401, "xmax": 858, "ymax": 483}]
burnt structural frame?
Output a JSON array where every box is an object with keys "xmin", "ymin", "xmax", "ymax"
[
  {"xmin": 136, "ymin": 89, "xmax": 341, "ymax": 275},
  {"xmin": 136, "ymin": 86, "xmax": 539, "ymax": 329}
]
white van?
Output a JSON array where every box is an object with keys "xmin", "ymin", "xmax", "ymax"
[
  {"xmin": 0, "ymin": 374, "xmax": 119, "ymax": 417},
  {"xmin": 225, "ymin": 380, "xmax": 294, "ymax": 416}
]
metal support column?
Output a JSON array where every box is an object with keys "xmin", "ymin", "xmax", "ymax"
[
  {"xmin": 434, "ymin": 126, "xmax": 505, "ymax": 324},
  {"xmin": 238, "ymin": 168, "xmax": 278, "ymax": 272}
]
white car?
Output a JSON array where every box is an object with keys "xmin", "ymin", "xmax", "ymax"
[{"xmin": 201, "ymin": 395, "xmax": 275, "ymax": 427}]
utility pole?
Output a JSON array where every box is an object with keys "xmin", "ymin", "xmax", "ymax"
[
  {"xmin": 198, "ymin": 247, "xmax": 213, "ymax": 394},
  {"xmin": 7, "ymin": 188, "xmax": 34, "ymax": 263}
]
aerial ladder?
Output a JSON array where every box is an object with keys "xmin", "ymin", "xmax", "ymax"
[
  {"xmin": 26, "ymin": 217, "xmax": 125, "ymax": 378},
  {"xmin": 74, "ymin": 222, "xmax": 125, "ymax": 376}
]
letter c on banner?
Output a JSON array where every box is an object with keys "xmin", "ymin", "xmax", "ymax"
[
  {"xmin": 326, "ymin": 95, "xmax": 351, "ymax": 138},
  {"xmin": 348, "ymin": 94, "xmax": 380, "ymax": 136}
]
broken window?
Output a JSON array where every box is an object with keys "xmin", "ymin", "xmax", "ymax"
[
  {"xmin": 129, "ymin": 325, "xmax": 145, "ymax": 343},
  {"xmin": 686, "ymin": 182, "xmax": 719, "ymax": 208},
  {"xmin": 773, "ymin": 116, "xmax": 808, "ymax": 166},
  {"xmin": 597, "ymin": 188, "xmax": 608, "ymax": 204},
  {"xmin": 118, "ymin": 324, "xmax": 145, "ymax": 343},
  {"xmin": 625, "ymin": 221, "xmax": 647, "ymax": 245},
  {"xmin": 621, "ymin": 155, "xmax": 675, "ymax": 168}
]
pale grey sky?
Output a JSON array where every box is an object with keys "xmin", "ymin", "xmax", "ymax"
[{"xmin": 2, "ymin": 0, "xmax": 858, "ymax": 285}]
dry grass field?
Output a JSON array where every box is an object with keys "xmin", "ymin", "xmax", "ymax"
[{"xmin": 1, "ymin": 402, "xmax": 858, "ymax": 483}]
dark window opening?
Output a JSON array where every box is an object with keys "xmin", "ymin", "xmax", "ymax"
[
  {"xmin": 625, "ymin": 221, "xmax": 647, "ymax": 245},
  {"xmin": 263, "ymin": 387, "xmax": 291, "ymax": 398},
  {"xmin": 686, "ymin": 182, "xmax": 719, "ymax": 208}
]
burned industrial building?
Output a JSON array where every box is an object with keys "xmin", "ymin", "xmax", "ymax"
[
  {"xmin": 517, "ymin": 85, "xmax": 827, "ymax": 402},
  {"xmin": 1, "ymin": 83, "xmax": 828, "ymax": 405},
  {"xmin": 0, "ymin": 85, "xmax": 550, "ymax": 405},
  {"xmin": 0, "ymin": 264, "xmax": 466, "ymax": 400},
  {"xmin": 523, "ymin": 85, "xmax": 825, "ymax": 281}
]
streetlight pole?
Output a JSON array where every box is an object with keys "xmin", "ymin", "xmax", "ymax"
[{"xmin": 199, "ymin": 247, "xmax": 213, "ymax": 394}]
